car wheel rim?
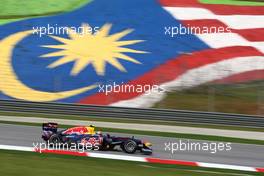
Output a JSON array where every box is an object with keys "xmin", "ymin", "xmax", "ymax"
[
  {"xmin": 126, "ymin": 142, "xmax": 135, "ymax": 152},
  {"xmin": 53, "ymin": 138, "xmax": 58, "ymax": 143}
]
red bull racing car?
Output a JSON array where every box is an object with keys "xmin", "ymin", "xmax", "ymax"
[{"xmin": 42, "ymin": 123, "xmax": 152, "ymax": 155}]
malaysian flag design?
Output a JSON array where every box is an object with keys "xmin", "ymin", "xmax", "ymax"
[{"xmin": 0, "ymin": 0, "xmax": 263, "ymax": 107}]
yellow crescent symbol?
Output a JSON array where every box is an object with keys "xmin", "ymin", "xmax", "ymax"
[{"xmin": 0, "ymin": 30, "xmax": 97, "ymax": 102}]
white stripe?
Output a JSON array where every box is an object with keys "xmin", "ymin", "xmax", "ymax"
[
  {"xmin": 0, "ymin": 144, "xmax": 33, "ymax": 152},
  {"xmin": 111, "ymin": 56, "xmax": 264, "ymax": 108},
  {"xmin": 164, "ymin": 7, "xmax": 264, "ymax": 29},
  {"xmin": 198, "ymin": 162, "xmax": 257, "ymax": 172},
  {"xmin": 197, "ymin": 33, "xmax": 264, "ymax": 53},
  {"xmin": 88, "ymin": 152, "xmax": 147, "ymax": 162}
]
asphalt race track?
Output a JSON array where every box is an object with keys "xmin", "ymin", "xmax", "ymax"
[{"xmin": 0, "ymin": 124, "xmax": 263, "ymax": 168}]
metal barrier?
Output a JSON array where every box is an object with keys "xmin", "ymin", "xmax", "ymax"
[{"xmin": 0, "ymin": 100, "xmax": 263, "ymax": 128}]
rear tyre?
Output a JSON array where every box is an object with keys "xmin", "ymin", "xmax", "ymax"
[
  {"xmin": 121, "ymin": 140, "xmax": 137, "ymax": 154},
  {"xmin": 48, "ymin": 134, "xmax": 61, "ymax": 145}
]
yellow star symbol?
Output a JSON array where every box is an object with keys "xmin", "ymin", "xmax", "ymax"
[{"xmin": 40, "ymin": 23, "xmax": 148, "ymax": 76}]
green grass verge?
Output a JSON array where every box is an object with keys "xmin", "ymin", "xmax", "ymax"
[
  {"xmin": 0, "ymin": 0, "xmax": 91, "ymax": 25},
  {"xmin": 1, "ymin": 150, "xmax": 261, "ymax": 176},
  {"xmin": 200, "ymin": 0, "xmax": 264, "ymax": 6},
  {"xmin": 154, "ymin": 81, "xmax": 264, "ymax": 116},
  {"xmin": 1, "ymin": 121, "xmax": 263, "ymax": 145},
  {"xmin": 0, "ymin": 0, "xmax": 91, "ymax": 18},
  {"xmin": 0, "ymin": 18, "xmax": 24, "ymax": 25}
]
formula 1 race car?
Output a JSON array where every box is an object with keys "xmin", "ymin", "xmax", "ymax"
[{"xmin": 41, "ymin": 123, "xmax": 152, "ymax": 155}]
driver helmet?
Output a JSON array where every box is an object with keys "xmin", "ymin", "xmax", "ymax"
[{"xmin": 85, "ymin": 125, "xmax": 95, "ymax": 134}]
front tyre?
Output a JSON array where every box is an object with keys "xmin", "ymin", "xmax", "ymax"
[{"xmin": 121, "ymin": 140, "xmax": 137, "ymax": 154}]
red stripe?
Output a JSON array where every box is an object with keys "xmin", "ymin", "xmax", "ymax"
[
  {"xmin": 79, "ymin": 46, "xmax": 263, "ymax": 105},
  {"xmin": 182, "ymin": 19, "xmax": 264, "ymax": 42},
  {"xmin": 214, "ymin": 70, "xmax": 264, "ymax": 84},
  {"xmin": 146, "ymin": 157, "xmax": 198, "ymax": 166},
  {"xmin": 159, "ymin": 0, "xmax": 264, "ymax": 15},
  {"xmin": 36, "ymin": 149, "xmax": 87, "ymax": 157},
  {"xmin": 236, "ymin": 28, "xmax": 264, "ymax": 42},
  {"xmin": 256, "ymin": 168, "xmax": 264, "ymax": 172}
]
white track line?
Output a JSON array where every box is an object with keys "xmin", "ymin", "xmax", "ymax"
[
  {"xmin": 88, "ymin": 152, "xmax": 146, "ymax": 162},
  {"xmin": 198, "ymin": 162, "xmax": 256, "ymax": 172}
]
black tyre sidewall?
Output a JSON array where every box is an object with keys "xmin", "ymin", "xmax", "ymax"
[
  {"xmin": 49, "ymin": 134, "xmax": 61, "ymax": 145},
  {"xmin": 122, "ymin": 140, "xmax": 137, "ymax": 154}
]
